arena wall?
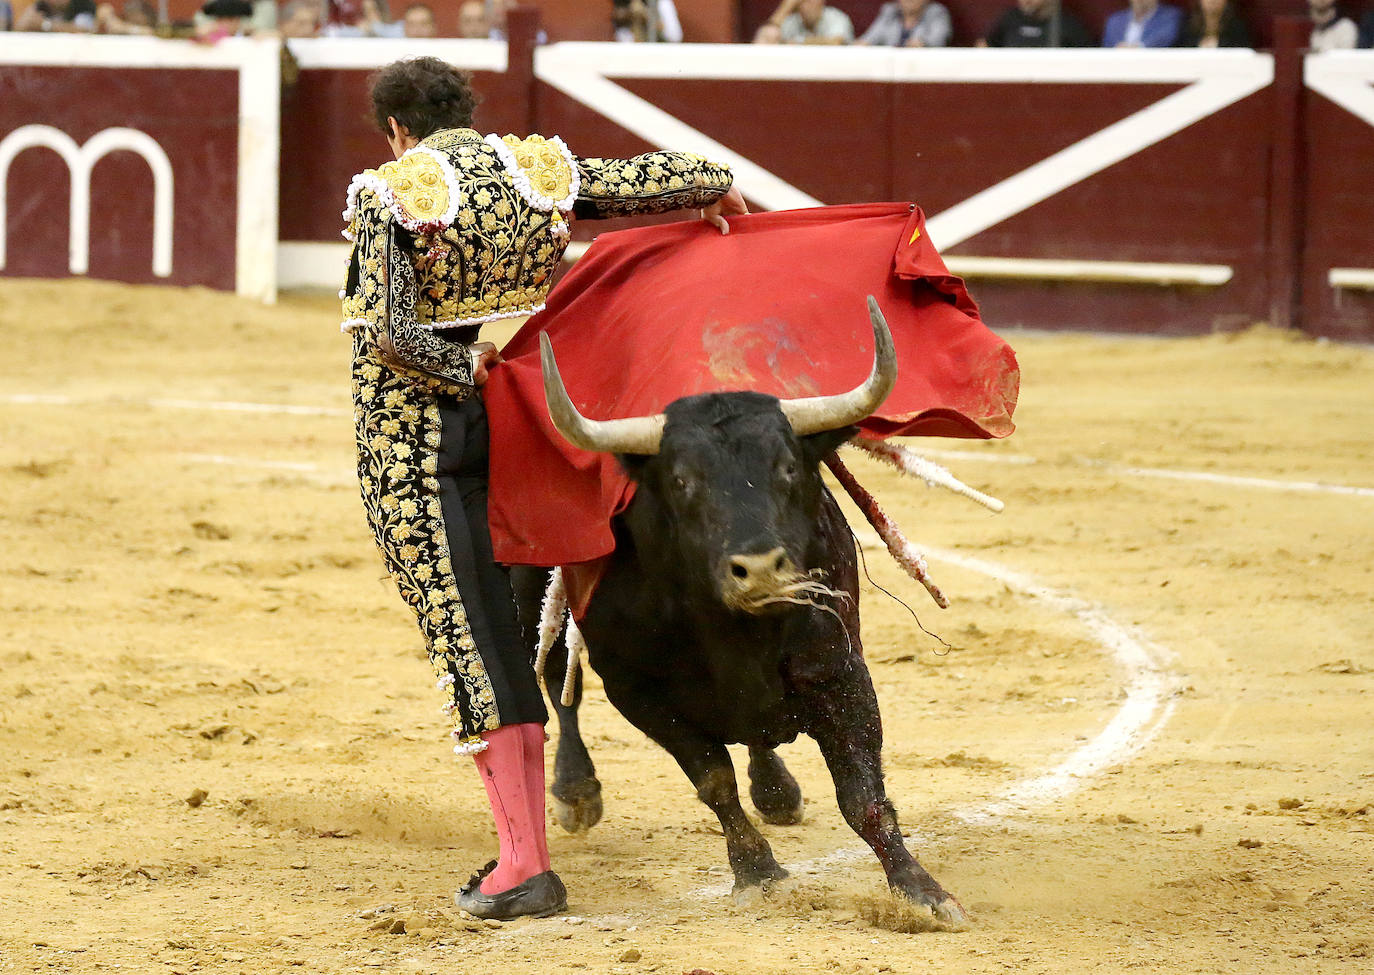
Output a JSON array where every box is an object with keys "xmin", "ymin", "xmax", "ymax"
[
  {"xmin": 2, "ymin": 28, "xmax": 1370, "ymax": 337},
  {"xmin": 0, "ymin": 36, "xmax": 279, "ymax": 301}
]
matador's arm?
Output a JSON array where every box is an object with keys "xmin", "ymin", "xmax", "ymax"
[
  {"xmin": 343, "ymin": 189, "xmax": 475, "ymax": 392},
  {"xmin": 572, "ymin": 151, "xmax": 733, "ymax": 220}
]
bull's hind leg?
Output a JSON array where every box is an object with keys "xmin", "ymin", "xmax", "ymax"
[
  {"xmin": 809, "ymin": 674, "xmax": 969, "ymax": 927},
  {"xmin": 508, "ymin": 567, "xmax": 602, "ymax": 834},
  {"xmin": 747, "ymin": 745, "xmax": 804, "ymax": 825},
  {"xmin": 541, "ymin": 647, "xmax": 603, "ymax": 834}
]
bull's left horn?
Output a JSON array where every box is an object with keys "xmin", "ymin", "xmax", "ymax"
[
  {"xmin": 540, "ymin": 332, "xmax": 666, "ymax": 455},
  {"xmin": 780, "ymin": 295, "xmax": 898, "ymax": 436}
]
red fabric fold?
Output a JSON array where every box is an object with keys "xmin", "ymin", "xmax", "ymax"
[{"xmin": 483, "ymin": 202, "xmax": 1019, "ymax": 572}]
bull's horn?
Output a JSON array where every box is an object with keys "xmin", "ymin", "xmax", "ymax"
[
  {"xmin": 779, "ymin": 295, "xmax": 898, "ymax": 436},
  {"xmin": 540, "ymin": 332, "xmax": 666, "ymax": 455}
]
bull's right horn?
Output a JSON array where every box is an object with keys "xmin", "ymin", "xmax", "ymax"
[
  {"xmin": 779, "ymin": 295, "xmax": 898, "ymax": 436},
  {"xmin": 540, "ymin": 332, "xmax": 666, "ymax": 455}
]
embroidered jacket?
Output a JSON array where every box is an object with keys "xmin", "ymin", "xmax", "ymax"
[{"xmin": 340, "ymin": 127, "xmax": 733, "ymax": 390}]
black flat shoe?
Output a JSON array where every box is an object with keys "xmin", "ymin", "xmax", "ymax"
[{"xmin": 454, "ymin": 861, "xmax": 568, "ymax": 920}]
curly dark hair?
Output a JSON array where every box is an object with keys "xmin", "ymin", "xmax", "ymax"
[{"xmin": 369, "ymin": 57, "xmax": 479, "ymax": 141}]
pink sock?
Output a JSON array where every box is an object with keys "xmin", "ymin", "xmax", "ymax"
[
  {"xmin": 519, "ymin": 722, "xmax": 550, "ymax": 867},
  {"xmin": 473, "ymin": 722, "xmax": 550, "ymax": 894}
]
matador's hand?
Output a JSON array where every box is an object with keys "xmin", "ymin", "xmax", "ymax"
[
  {"xmin": 700, "ymin": 185, "xmax": 749, "ymax": 235},
  {"xmin": 470, "ymin": 341, "xmax": 502, "ymax": 387}
]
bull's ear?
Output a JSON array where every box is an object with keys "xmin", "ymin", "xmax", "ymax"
[
  {"xmin": 801, "ymin": 426, "xmax": 859, "ymax": 467},
  {"xmin": 617, "ymin": 453, "xmax": 653, "ymax": 482}
]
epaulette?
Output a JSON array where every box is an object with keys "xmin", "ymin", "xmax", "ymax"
[
  {"xmin": 484, "ymin": 133, "xmax": 580, "ymax": 212},
  {"xmin": 341, "ymin": 147, "xmax": 462, "ymax": 240}
]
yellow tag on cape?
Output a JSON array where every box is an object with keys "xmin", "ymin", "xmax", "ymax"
[{"xmin": 909, "ymin": 226, "xmax": 922, "ymax": 244}]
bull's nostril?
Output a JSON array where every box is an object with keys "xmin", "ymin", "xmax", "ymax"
[
  {"xmin": 731, "ymin": 563, "xmax": 748, "ymax": 580},
  {"xmin": 774, "ymin": 554, "xmax": 786, "ymax": 572}
]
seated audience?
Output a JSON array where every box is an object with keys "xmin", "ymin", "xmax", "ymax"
[
  {"xmin": 1177, "ymin": 0, "xmax": 1250, "ymax": 46},
  {"xmin": 979, "ymin": 0, "xmax": 1091, "ymax": 46},
  {"xmin": 1102, "ymin": 0, "xmax": 1183, "ymax": 47},
  {"xmin": 278, "ymin": 0, "xmax": 320, "ymax": 35},
  {"xmin": 1308, "ymin": 0, "xmax": 1358, "ymax": 49},
  {"xmin": 481, "ymin": 0, "xmax": 545, "ymax": 41},
  {"xmin": 96, "ymin": 0, "xmax": 156, "ymax": 32},
  {"xmin": 458, "ymin": 0, "xmax": 487, "ymax": 37},
  {"xmin": 858, "ymin": 0, "xmax": 951, "ymax": 47},
  {"xmin": 1361, "ymin": 9, "xmax": 1374, "ymax": 46},
  {"xmin": 401, "ymin": 0, "xmax": 434, "ymax": 35},
  {"xmin": 768, "ymin": 0, "xmax": 853, "ymax": 44},
  {"xmin": 16, "ymin": 0, "xmax": 98, "ymax": 30},
  {"xmin": 612, "ymin": 0, "xmax": 682, "ymax": 42},
  {"xmin": 753, "ymin": 20, "xmax": 782, "ymax": 42},
  {"xmin": 198, "ymin": 0, "xmax": 254, "ymax": 39}
]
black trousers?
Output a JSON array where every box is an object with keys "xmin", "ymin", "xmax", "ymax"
[{"xmin": 435, "ymin": 393, "xmax": 549, "ymax": 733}]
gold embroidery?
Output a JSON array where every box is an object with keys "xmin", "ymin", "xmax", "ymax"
[
  {"xmin": 502, "ymin": 133, "xmax": 575, "ymax": 203},
  {"xmin": 375, "ymin": 152, "xmax": 451, "ymax": 226},
  {"xmin": 351, "ymin": 335, "xmax": 500, "ymax": 738}
]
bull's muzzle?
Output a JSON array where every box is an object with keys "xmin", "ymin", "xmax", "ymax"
[{"xmin": 720, "ymin": 547, "xmax": 800, "ymax": 613}]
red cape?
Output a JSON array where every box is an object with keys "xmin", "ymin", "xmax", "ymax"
[{"xmin": 484, "ymin": 202, "xmax": 1019, "ymax": 573}]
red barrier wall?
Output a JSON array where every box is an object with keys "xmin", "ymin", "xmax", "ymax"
[
  {"xmin": 1303, "ymin": 88, "xmax": 1374, "ymax": 341},
  {"xmin": 1, "ymin": 66, "xmax": 239, "ymax": 291},
  {"xmin": 278, "ymin": 65, "xmax": 527, "ymax": 241}
]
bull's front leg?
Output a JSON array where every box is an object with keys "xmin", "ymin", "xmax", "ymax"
[
  {"xmin": 691, "ymin": 750, "xmax": 789, "ymax": 897},
  {"xmin": 599, "ymin": 679, "xmax": 787, "ymax": 898},
  {"xmin": 808, "ymin": 671, "xmax": 969, "ymax": 927}
]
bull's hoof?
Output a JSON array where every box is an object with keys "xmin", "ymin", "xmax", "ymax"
[
  {"xmin": 931, "ymin": 895, "xmax": 971, "ymax": 929},
  {"xmin": 755, "ymin": 799, "xmax": 805, "ymax": 826},
  {"xmin": 731, "ymin": 861, "xmax": 789, "ymax": 905},
  {"xmin": 748, "ymin": 754, "xmax": 804, "ymax": 826},
  {"xmin": 551, "ymin": 780, "xmax": 603, "ymax": 834},
  {"xmin": 890, "ymin": 884, "xmax": 972, "ymax": 931}
]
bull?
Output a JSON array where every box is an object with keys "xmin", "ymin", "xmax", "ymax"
[{"xmin": 512, "ymin": 298, "xmax": 967, "ymax": 926}]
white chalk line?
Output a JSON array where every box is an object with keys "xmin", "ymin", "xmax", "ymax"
[
  {"xmin": 689, "ymin": 545, "xmax": 1180, "ymax": 898},
  {"xmin": 5, "ymin": 391, "xmax": 1370, "ymax": 500}
]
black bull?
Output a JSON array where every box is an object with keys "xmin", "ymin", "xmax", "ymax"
[{"xmin": 511, "ymin": 300, "xmax": 967, "ymax": 926}]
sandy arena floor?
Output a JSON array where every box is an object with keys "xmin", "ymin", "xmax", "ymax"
[{"xmin": 1, "ymin": 279, "xmax": 1371, "ymax": 975}]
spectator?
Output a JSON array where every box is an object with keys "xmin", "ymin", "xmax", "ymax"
[
  {"xmin": 457, "ymin": 0, "xmax": 487, "ymax": 37},
  {"xmin": 2, "ymin": 1, "xmax": 12, "ymax": 29},
  {"xmin": 768, "ymin": 0, "xmax": 853, "ymax": 44},
  {"xmin": 978, "ymin": 0, "xmax": 1092, "ymax": 47},
  {"xmin": 1177, "ymin": 0, "xmax": 1250, "ymax": 46},
  {"xmin": 96, "ymin": 0, "xmax": 156, "ymax": 32},
  {"xmin": 278, "ymin": 0, "xmax": 319, "ymax": 35},
  {"xmin": 402, "ymin": 0, "xmax": 434, "ymax": 35},
  {"xmin": 753, "ymin": 21, "xmax": 782, "ymax": 42},
  {"xmin": 487, "ymin": 0, "xmax": 546, "ymax": 42},
  {"xmin": 1308, "ymin": 0, "xmax": 1357, "ymax": 49},
  {"xmin": 16, "ymin": 0, "xmax": 98, "ymax": 31},
  {"xmin": 858, "ymin": 0, "xmax": 951, "ymax": 47},
  {"xmin": 612, "ymin": 0, "xmax": 682, "ymax": 42},
  {"xmin": 1360, "ymin": 9, "xmax": 1374, "ymax": 46},
  {"xmin": 1102, "ymin": 0, "xmax": 1183, "ymax": 47},
  {"xmin": 198, "ymin": 0, "xmax": 254, "ymax": 39}
]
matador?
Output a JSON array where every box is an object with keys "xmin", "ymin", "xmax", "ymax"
[{"xmin": 339, "ymin": 57, "xmax": 745, "ymax": 919}]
